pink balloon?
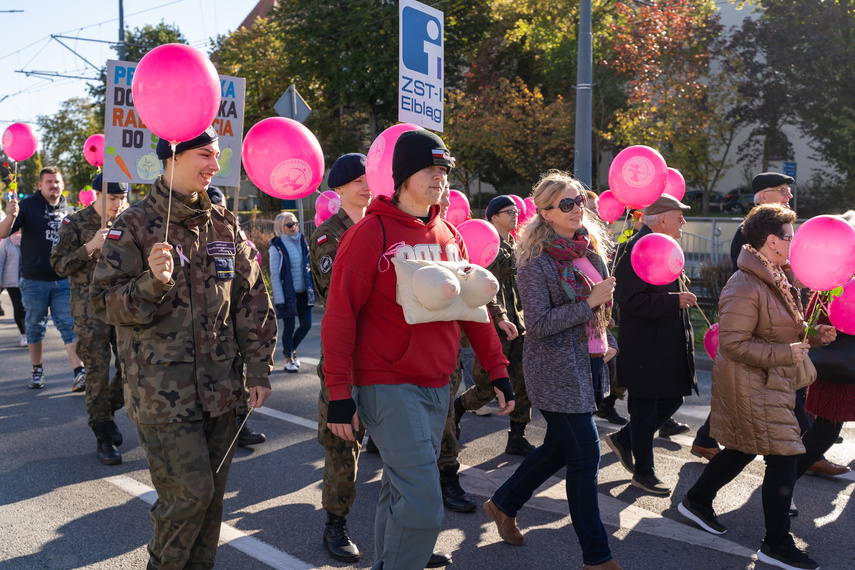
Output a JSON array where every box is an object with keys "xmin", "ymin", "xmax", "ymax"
[
  {"xmin": 78, "ymin": 189, "xmax": 97, "ymax": 207},
  {"xmin": 608, "ymin": 145, "xmax": 668, "ymax": 208},
  {"xmin": 365, "ymin": 123, "xmax": 423, "ymax": 198},
  {"xmin": 315, "ymin": 190, "xmax": 341, "ymax": 222},
  {"xmin": 242, "ymin": 117, "xmax": 325, "ymax": 200},
  {"xmin": 518, "ymin": 196, "xmax": 536, "ymax": 227},
  {"xmin": 630, "ymin": 232, "xmax": 685, "ymax": 285},
  {"xmin": 508, "ymin": 194, "xmax": 526, "ymax": 218},
  {"xmin": 663, "ymin": 167, "xmax": 686, "ymax": 201},
  {"xmin": 83, "ymin": 134, "xmax": 104, "ymax": 167},
  {"xmin": 790, "ymin": 215, "xmax": 855, "ymax": 291},
  {"xmin": 132, "ymin": 44, "xmax": 221, "ymax": 143},
  {"xmin": 828, "ymin": 280, "xmax": 855, "ymax": 334},
  {"xmin": 703, "ymin": 323, "xmax": 720, "ymax": 360},
  {"xmin": 597, "ymin": 190, "xmax": 626, "ymax": 223},
  {"xmin": 2, "ymin": 122, "xmax": 39, "ymax": 162},
  {"xmin": 246, "ymin": 239, "xmax": 263, "ymax": 265},
  {"xmin": 457, "ymin": 219, "xmax": 501, "ymax": 267},
  {"xmin": 314, "ymin": 212, "xmax": 323, "ymax": 227},
  {"xmin": 446, "ymin": 190, "xmax": 470, "ymax": 226}
]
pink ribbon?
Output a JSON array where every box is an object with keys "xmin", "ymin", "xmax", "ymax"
[
  {"xmin": 175, "ymin": 244, "xmax": 190, "ymax": 267},
  {"xmin": 377, "ymin": 241, "xmax": 407, "ymax": 273}
]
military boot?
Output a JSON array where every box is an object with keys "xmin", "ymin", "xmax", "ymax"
[
  {"xmin": 93, "ymin": 421, "xmax": 122, "ymax": 465},
  {"xmin": 505, "ymin": 422, "xmax": 535, "ymax": 457},
  {"xmin": 109, "ymin": 420, "xmax": 123, "ymax": 447},
  {"xmin": 453, "ymin": 397, "xmax": 466, "ymax": 440},
  {"xmin": 237, "ymin": 415, "xmax": 266, "ymax": 447},
  {"xmin": 440, "ymin": 470, "xmax": 476, "ymax": 513},
  {"xmin": 323, "ymin": 512, "xmax": 360, "ymax": 563}
]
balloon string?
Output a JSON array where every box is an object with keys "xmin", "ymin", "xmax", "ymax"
[
  {"xmin": 164, "ymin": 143, "xmax": 176, "ymax": 243},
  {"xmin": 609, "ymin": 209, "xmax": 631, "ymax": 276},
  {"xmin": 679, "ymin": 276, "xmax": 711, "ymax": 327}
]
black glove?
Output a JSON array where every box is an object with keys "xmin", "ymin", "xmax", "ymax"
[
  {"xmin": 274, "ymin": 303, "xmax": 287, "ymax": 319},
  {"xmin": 327, "ymin": 398, "xmax": 357, "ymax": 424},
  {"xmin": 491, "ymin": 377, "xmax": 515, "ymax": 402}
]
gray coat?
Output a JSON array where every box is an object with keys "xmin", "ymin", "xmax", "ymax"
[
  {"xmin": 0, "ymin": 237, "xmax": 21, "ymax": 289},
  {"xmin": 517, "ymin": 251, "xmax": 617, "ymax": 414}
]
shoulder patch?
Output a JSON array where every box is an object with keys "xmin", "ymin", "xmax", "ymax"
[
  {"xmin": 107, "ymin": 229, "xmax": 123, "ymax": 240},
  {"xmin": 320, "ymin": 254, "xmax": 333, "ymax": 274},
  {"xmin": 317, "ymin": 234, "xmax": 328, "ymax": 245},
  {"xmin": 62, "ymin": 218, "xmax": 71, "ymax": 225}
]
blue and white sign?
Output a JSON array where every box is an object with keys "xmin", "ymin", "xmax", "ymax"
[
  {"xmin": 399, "ymin": 0, "xmax": 444, "ymax": 131},
  {"xmin": 783, "ymin": 161, "xmax": 797, "ymax": 182}
]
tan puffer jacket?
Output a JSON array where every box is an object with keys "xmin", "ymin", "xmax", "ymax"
[{"xmin": 709, "ymin": 248, "xmax": 818, "ymax": 456}]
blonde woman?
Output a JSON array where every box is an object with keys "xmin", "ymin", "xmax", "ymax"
[
  {"xmin": 484, "ymin": 171, "xmax": 621, "ymax": 570},
  {"xmin": 269, "ymin": 212, "xmax": 315, "ymax": 372}
]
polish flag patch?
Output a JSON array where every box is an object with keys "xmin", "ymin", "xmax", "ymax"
[
  {"xmin": 62, "ymin": 218, "xmax": 71, "ymax": 225},
  {"xmin": 317, "ymin": 235, "xmax": 328, "ymax": 245},
  {"xmin": 107, "ymin": 229, "xmax": 123, "ymax": 240}
]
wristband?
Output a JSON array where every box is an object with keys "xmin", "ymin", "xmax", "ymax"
[
  {"xmin": 327, "ymin": 398, "xmax": 357, "ymax": 424},
  {"xmin": 491, "ymin": 377, "xmax": 515, "ymax": 402}
]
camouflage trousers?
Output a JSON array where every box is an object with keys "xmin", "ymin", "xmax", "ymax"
[
  {"xmin": 137, "ymin": 411, "xmax": 237, "ymax": 570},
  {"xmin": 460, "ymin": 334, "xmax": 531, "ymax": 425},
  {"xmin": 438, "ymin": 350, "xmax": 463, "ymax": 476},
  {"xmin": 317, "ymin": 351, "xmax": 366, "ymax": 518},
  {"xmin": 75, "ymin": 318, "xmax": 124, "ymax": 428}
]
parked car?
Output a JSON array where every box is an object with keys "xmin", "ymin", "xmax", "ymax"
[
  {"xmin": 684, "ymin": 190, "xmax": 727, "ymax": 213},
  {"xmin": 723, "ymin": 187, "xmax": 754, "ymax": 215}
]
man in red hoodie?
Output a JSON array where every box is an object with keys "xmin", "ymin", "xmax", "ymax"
[{"xmin": 322, "ymin": 130, "xmax": 514, "ymax": 569}]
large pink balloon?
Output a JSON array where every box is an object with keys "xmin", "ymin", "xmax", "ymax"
[
  {"xmin": 663, "ymin": 167, "xmax": 686, "ymax": 201},
  {"xmin": 597, "ymin": 190, "xmax": 625, "ymax": 223},
  {"xmin": 631, "ymin": 233, "xmax": 685, "ymax": 285},
  {"xmin": 315, "ymin": 190, "xmax": 341, "ymax": 222},
  {"xmin": 457, "ymin": 219, "xmax": 501, "ymax": 267},
  {"xmin": 2, "ymin": 122, "xmax": 39, "ymax": 162},
  {"xmin": 365, "ymin": 123, "xmax": 423, "ymax": 198},
  {"xmin": 78, "ymin": 189, "xmax": 97, "ymax": 207},
  {"xmin": 446, "ymin": 190, "xmax": 470, "ymax": 226},
  {"xmin": 83, "ymin": 134, "xmax": 104, "ymax": 167},
  {"xmin": 132, "ymin": 44, "xmax": 221, "ymax": 142},
  {"xmin": 703, "ymin": 323, "xmax": 720, "ymax": 360},
  {"xmin": 242, "ymin": 117, "xmax": 325, "ymax": 200},
  {"xmin": 608, "ymin": 145, "xmax": 668, "ymax": 208},
  {"xmin": 828, "ymin": 279, "xmax": 855, "ymax": 334},
  {"xmin": 790, "ymin": 215, "xmax": 855, "ymax": 291}
]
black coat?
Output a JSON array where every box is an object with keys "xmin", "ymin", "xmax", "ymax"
[{"xmin": 614, "ymin": 225, "xmax": 698, "ymax": 398}]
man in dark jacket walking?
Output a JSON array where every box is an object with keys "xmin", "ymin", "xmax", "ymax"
[{"xmin": 604, "ymin": 194, "xmax": 698, "ymax": 495}]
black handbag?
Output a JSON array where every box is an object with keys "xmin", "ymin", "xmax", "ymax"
[{"xmin": 808, "ymin": 332, "xmax": 855, "ymax": 384}]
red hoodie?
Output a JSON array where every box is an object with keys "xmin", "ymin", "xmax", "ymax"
[{"xmin": 322, "ymin": 196, "xmax": 509, "ymax": 401}]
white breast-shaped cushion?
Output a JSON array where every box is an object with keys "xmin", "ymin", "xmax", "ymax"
[{"xmin": 392, "ymin": 258, "xmax": 493, "ymax": 325}]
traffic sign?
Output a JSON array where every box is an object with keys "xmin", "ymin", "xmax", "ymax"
[{"xmin": 274, "ymin": 84, "xmax": 312, "ymax": 123}]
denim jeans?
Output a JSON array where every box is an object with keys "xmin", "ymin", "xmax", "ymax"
[
  {"xmin": 492, "ymin": 410, "xmax": 612, "ymax": 566},
  {"xmin": 280, "ymin": 291, "xmax": 312, "ymax": 357},
  {"xmin": 19, "ymin": 277, "xmax": 75, "ymax": 345},
  {"xmin": 614, "ymin": 395, "xmax": 683, "ymax": 475}
]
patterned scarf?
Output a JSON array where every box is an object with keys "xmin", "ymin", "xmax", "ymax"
[{"xmin": 745, "ymin": 244, "xmax": 803, "ymax": 323}]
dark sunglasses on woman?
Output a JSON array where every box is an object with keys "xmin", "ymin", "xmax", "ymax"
[
  {"xmin": 541, "ymin": 195, "xmax": 585, "ymax": 213},
  {"xmin": 285, "ymin": 222, "xmax": 298, "ymax": 228}
]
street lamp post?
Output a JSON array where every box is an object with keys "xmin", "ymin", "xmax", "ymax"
[{"xmin": 574, "ymin": 0, "xmax": 593, "ymax": 189}]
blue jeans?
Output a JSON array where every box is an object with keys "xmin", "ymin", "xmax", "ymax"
[
  {"xmin": 19, "ymin": 277, "xmax": 75, "ymax": 345},
  {"xmin": 281, "ymin": 291, "xmax": 312, "ymax": 357},
  {"xmin": 492, "ymin": 410, "xmax": 612, "ymax": 566}
]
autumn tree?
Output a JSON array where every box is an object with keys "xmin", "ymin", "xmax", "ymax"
[{"xmin": 36, "ymin": 97, "xmax": 102, "ymax": 193}]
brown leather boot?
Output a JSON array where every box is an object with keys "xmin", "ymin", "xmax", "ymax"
[
  {"xmin": 483, "ymin": 499, "xmax": 524, "ymax": 546},
  {"xmin": 583, "ymin": 559, "xmax": 623, "ymax": 570}
]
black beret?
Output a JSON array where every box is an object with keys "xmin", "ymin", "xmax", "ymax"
[
  {"xmin": 155, "ymin": 126, "xmax": 219, "ymax": 160},
  {"xmin": 91, "ymin": 173, "xmax": 129, "ymax": 195},
  {"xmin": 485, "ymin": 195, "xmax": 516, "ymax": 220},
  {"xmin": 752, "ymin": 172, "xmax": 794, "ymax": 193},
  {"xmin": 328, "ymin": 153, "xmax": 367, "ymax": 188}
]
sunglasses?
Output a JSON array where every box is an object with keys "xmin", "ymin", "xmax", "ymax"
[
  {"xmin": 542, "ymin": 195, "xmax": 585, "ymax": 213},
  {"xmin": 285, "ymin": 222, "xmax": 298, "ymax": 228}
]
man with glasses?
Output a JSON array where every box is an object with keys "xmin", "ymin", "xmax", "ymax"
[
  {"xmin": 605, "ymin": 194, "xmax": 699, "ymax": 495},
  {"xmin": 729, "ymin": 172, "xmax": 794, "ymax": 273},
  {"xmin": 454, "ymin": 195, "xmax": 534, "ymax": 460}
]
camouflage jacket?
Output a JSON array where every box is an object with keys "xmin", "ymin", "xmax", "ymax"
[
  {"xmin": 309, "ymin": 208, "xmax": 354, "ymax": 306},
  {"xmin": 486, "ymin": 235, "xmax": 525, "ymax": 334},
  {"xmin": 50, "ymin": 204, "xmax": 112, "ymax": 321},
  {"xmin": 90, "ymin": 178, "xmax": 277, "ymax": 425}
]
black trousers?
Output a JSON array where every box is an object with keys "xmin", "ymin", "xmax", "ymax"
[
  {"xmin": 5, "ymin": 287, "xmax": 26, "ymax": 335},
  {"xmin": 797, "ymin": 416, "xmax": 844, "ymax": 479},
  {"xmin": 614, "ymin": 395, "xmax": 684, "ymax": 475}
]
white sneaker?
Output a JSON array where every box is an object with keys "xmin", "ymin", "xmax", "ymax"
[
  {"xmin": 472, "ymin": 406, "xmax": 492, "ymax": 416},
  {"xmin": 20, "ymin": 336, "xmax": 28, "ymax": 347},
  {"xmin": 291, "ymin": 350, "xmax": 300, "ymax": 368},
  {"xmin": 284, "ymin": 359, "xmax": 299, "ymax": 373}
]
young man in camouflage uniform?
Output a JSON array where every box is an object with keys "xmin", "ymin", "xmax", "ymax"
[
  {"xmin": 309, "ymin": 153, "xmax": 371, "ymax": 563},
  {"xmin": 91, "ymin": 128, "xmax": 276, "ymax": 570},
  {"xmin": 51, "ymin": 174, "xmax": 128, "ymax": 465}
]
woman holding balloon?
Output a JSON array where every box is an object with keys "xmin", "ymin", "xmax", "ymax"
[
  {"xmin": 484, "ymin": 171, "xmax": 622, "ymax": 570},
  {"xmin": 678, "ymin": 204, "xmax": 835, "ymax": 570}
]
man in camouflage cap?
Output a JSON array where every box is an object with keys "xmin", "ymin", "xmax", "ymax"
[
  {"xmin": 91, "ymin": 127, "xmax": 277, "ymax": 570},
  {"xmin": 51, "ymin": 173, "xmax": 128, "ymax": 465}
]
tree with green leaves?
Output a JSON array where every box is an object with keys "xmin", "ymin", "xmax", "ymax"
[{"xmin": 36, "ymin": 97, "xmax": 101, "ymax": 194}]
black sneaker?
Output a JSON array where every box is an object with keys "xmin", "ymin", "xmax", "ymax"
[
  {"xmin": 757, "ymin": 538, "xmax": 819, "ymax": 570},
  {"xmin": 630, "ymin": 471, "xmax": 671, "ymax": 495},
  {"xmin": 678, "ymin": 498, "xmax": 727, "ymax": 535},
  {"xmin": 604, "ymin": 432, "xmax": 634, "ymax": 474},
  {"xmin": 659, "ymin": 417, "xmax": 690, "ymax": 438},
  {"xmin": 29, "ymin": 367, "xmax": 45, "ymax": 389}
]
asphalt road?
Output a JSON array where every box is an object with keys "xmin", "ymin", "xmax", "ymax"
[{"xmin": 0, "ymin": 305, "xmax": 852, "ymax": 570}]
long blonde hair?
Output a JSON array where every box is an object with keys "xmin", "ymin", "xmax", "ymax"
[{"xmin": 516, "ymin": 170, "xmax": 612, "ymax": 266}]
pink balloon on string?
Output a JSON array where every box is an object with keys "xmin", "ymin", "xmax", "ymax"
[
  {"xmin": 315, "ymin": 190, "xmax": 341, "ymax": 223},
  {"xmin": 703, "ymin": 323, "xmax": 720, "ymax": 360},
  {"xmin": 314, "ymin": 212, "xmax": 323, "ymax": 227},
  {"xmin": 828, "ymin": 280, "xmax": 855, "ymax": 334},
  {"xmin": 597, "ymin": 190, "xmax": 625, "ymax": 223},
  {"xmin": 242, "ymin": 117, "xmax": 325, "ymax": 200},
  {"xmin": 78, "ymin": 189, "xmax": 97, "ymax": 207},
  {"xmin": 83, "ymin": 134, "xmax": 105, "ymax": 167},
  {"xmin": 663, "ymin": 167, "xmax": 686, "ymax": 201},
  {"xmin": 446, "ymin": 190, "xmax": 470, "ymax": 226},
  {"xmin": 518, "ymin": 196, "xmax": 536, "ymax": 227},
  {"xmin": 790, "ymin": 215, "xmax": 855, "ymax": 291},
  {"xmin": 508, "ymin": 194, "xmax": 526, "ymax": 218},
  {"xmin": 457, "ymin": 219, "xmax": 501, "ymax": 267},
  {"xmin": 2, "ymin": 122, "xmax": 39, "ymax": 162},
  {"xmin": 365, "ymin": 123, "xmax": 423, "ymax": 198},
  {"xmin": 631, "ymin": 233, "xmax": 685, "ymax": 285},
  {"xmin": 608, "ymin": 145, "xmax": 668, "ymax": 208},
  {"xmin": 246, "ymin": 240, "xmax": 263, "ymax": 265},
  {"xmin": 132, "ymin": 44, "xmax": 221, "ymax": 143}
]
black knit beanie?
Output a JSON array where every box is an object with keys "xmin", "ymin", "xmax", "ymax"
[{"xmin": 392, "ymin": 130, "xmax": 455, "ymax": 189}]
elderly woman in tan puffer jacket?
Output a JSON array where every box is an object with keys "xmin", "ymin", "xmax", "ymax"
[{"xmin": 677, "ymin": 204, "xmax": 836, "ymax": 570}]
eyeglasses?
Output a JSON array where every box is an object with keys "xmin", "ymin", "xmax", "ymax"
[
  {"xmin": 285, "ymin": 222, "xmax": 298, "ymax": 228},
  {"xmin": 777, "ymin": 233, "xmax": 793, "ymax": 242},
  {"xmin": 762, "ymin": 186, "xmax": 793, "ymax": 197},
  {"xmin": 541, "ymin": 195, "xmax": 585, "ymax": 213},
  {"xmin": 498, "ymin": 208, "xmax": 519, "ymax": 216}
]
